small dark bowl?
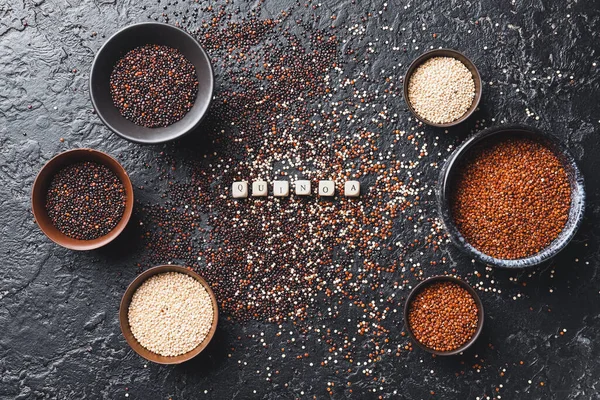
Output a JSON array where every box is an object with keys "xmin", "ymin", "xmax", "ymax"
[
  {"xmin": 403, "ymin": 275, "xmax": 484, "ymax": 356},
  {"xmin": 438, "ymin": 125, "xmax": 586, "ymax": 268},
  {"xmin": 89, "ymin": 22, "xmax": 214, "ymax": 144},
  {"xmin": 31, "ymin": 149, "xmax": 134, "ymax": 251},
  {"xmin": 119, "ymin": 265, "xmax": 219, "ymax": 364},
  {"xmin": 403, "ymin": 49, "xmax": 482, "ymax": 127}
]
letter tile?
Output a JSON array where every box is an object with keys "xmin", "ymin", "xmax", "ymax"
[
  {"xmin": 318, "ymin": 180, "xmax": 335, "ymax": 197},
  {"xmin": 252, "ymin": 181, "xmax": 268, "ymax": 197},
  {"xmin": 232, "ymin": 181, "xmax": 248, "ymax": 198},
  {"xmin": 295, "ymin": 180, "xmax": 311, "ymax": 196},
  {"xmin": 344, "ymin": 180, "xmax": 360, "ymax": 197},
  {"xmin": 273, "ymin": 180, "xmax": 290, "ymax": 197}
]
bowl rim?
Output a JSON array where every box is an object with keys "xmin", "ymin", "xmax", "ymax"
[
  {"xmin": 403, "ymin": 275, "xmax": 484, "ymax": 356},
  {"xmin": 403, "ymin": 48, "xmax": 482, "ymax": 128},
  {"xmin": 31, "ymin": 148, "xmax": 134, "ymax": 251},
  {"xmin": 89, "ymin": 22, "xmax": 214, "ymax": 144},
  {"xmin": 119, "ymin": 265, "xmax": 219, "ymax": 364},
  {"xmin": 438, "ymin": 124, "xmax": 586, "ymax": 268}
]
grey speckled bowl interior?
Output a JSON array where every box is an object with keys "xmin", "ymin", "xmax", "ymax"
[
  {"xmin": 89, "ymin": 22, "xmax": 214, "ymax": 144},
  {"xmin": 438, "ymin": 125, "xmax": 586, "ymax": 268}
]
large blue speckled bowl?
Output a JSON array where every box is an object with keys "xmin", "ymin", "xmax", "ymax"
[{"xmin": 438, "ymin": 125, "xmax": 586, "ymax": 268}]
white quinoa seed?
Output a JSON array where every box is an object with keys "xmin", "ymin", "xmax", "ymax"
[
  {"xmin": 128, "ymin": 272, "xmax": 214, "ymax": 357},
  {"xmin": 407, "ymin": 57, "xmax": 475, "ymax": 124}
]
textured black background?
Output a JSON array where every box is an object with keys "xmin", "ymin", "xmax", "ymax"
[{"xmin": 1, "ymin": 0, "xmax": 600, "ymax": 399}]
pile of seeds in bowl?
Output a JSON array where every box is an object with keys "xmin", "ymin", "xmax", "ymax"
[
  {"xmin": 451, "ymin": 136, "xmax": 572, "ymax": 260},
  {"xmin": 407, "ymin": 56, "xmax": 475, "ymax": 124},
  {"xmin": 45, "ymin": 161, "xmax": 126, "ymax": 240},
  {"xmin": 407, "ymin": 280, "xmax": 479, "ymax": 352},
  {"xmin": 128, "ymin": 272, "xmax": 214, "ymax": 357},
  {"xmin": 110, "ymin": 44, "xmax": 199, "ymax": 128}
]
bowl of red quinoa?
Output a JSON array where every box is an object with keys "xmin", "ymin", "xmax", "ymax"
[
  {"xmin": 31, "ymin": 148, "xmax": 134, "ymax": 250},
  {"xmin": 119, "ymin": 265, "xmax": 219, "ymax": 364},
  {"xmin": 403, "ymin": 276, "xmax": 484, "ymax": 356},
  {"xmin": 438, "ymin": 125, "xmax": 585, "ymax": 268},
  {"xmin": 403, "ymin": 49, "xmax": 482, "ymax": 127},
  {"xmin": 89, "ymin": 22, "xmax": 214, "ymax": 144}
]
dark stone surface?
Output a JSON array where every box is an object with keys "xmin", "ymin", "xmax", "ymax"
[{"xmin": 1, "ymin": 0, "xmax": 599, "ymax": 399}]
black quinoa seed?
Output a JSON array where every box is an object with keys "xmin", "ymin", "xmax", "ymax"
[
  {"xmin": 45, "ymin": 161, "xmax": 126, "ymax": 240},
  {"xmin": 110, "ymin": 44, "xmax": 199, "ymax": 128}
]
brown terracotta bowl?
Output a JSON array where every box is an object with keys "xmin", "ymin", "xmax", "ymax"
[
  {"xmin": 31, "ymin": 148, "xmax": 134, "ymax": 251},
  {"xmin": 119, "ymin": 265, "xmax": 219, "ymax": 364},
  {"xmin": 403, "ymin": 49, "xmax": 482, "ymax": 127},
  {"xmin": 403, "ymin": 275, "xmax": 484, "ymax": 356}
]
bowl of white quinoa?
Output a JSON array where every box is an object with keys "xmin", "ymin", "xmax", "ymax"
[
  {"xmin": 403, "ymin": 49, "xmax": 482, "ymax": 127},
  {"xmin": 119, "ymin": 265, "xmax": 218, "ymax": 364}
]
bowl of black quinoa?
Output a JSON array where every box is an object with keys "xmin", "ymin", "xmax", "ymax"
[
  {"xmin": 90, "ymin": 22, "xmax": 214, "ymax": 144},
  {"xmin": 31, "ymin": 149, "xmax": 134, "ymax": 250}
]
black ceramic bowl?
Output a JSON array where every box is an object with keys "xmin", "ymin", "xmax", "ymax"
[
  {"xmin": 438, "ymin": 125, "xmax": 585, "ymax": 268},
  {"xmin": 403, "ymin": 49, "xmax": 482, "ymax": 128},
  {"xmin": 89, "ymin": 22, "xmax": 214, "ymax": 144},
  {"xmin": 403, "ymin": 276, "xmax": 484, "ymax": 356}
]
